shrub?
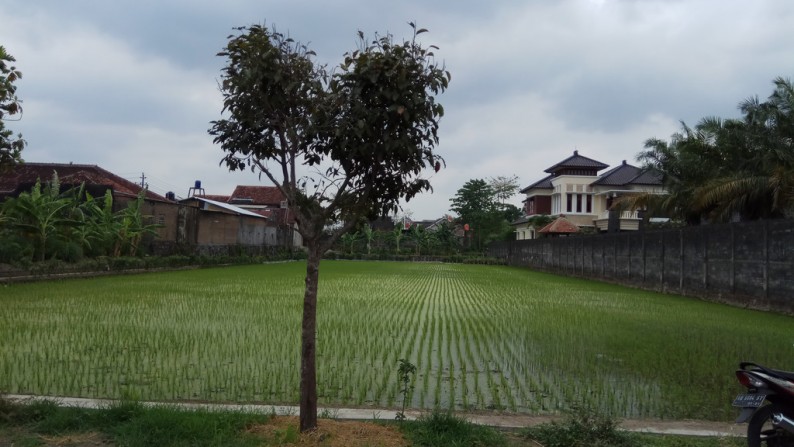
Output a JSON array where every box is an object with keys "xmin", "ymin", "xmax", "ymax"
[
  {"xmin": 522, "ymin": 406, "xmax": 637, "ymax": 447},
  {"xmin": 401, "ymin": 411, "xmax": 506, "ymax": 447}
]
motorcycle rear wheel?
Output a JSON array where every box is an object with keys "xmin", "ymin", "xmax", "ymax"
[{"xmin": 748, "ymin": 404, "xmax": 794, "ymax": 447}]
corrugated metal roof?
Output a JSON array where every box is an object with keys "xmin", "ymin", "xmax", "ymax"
[{"xmin": 193, "ymin": 197, "xmax": 266, "ymax": 218}]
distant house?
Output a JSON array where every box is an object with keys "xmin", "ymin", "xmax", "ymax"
[
  {"xmin": 0, "ymin": 162, "xmax": 179, "ymax": 245},
  {"xmin": 513, "ymin": 151, "xmax": 664, "ymax": 239},
  {"xmin": 192, "ymin": 185, "xmax": 302, "ymax": 248},
  {"xmin": 178, "ymin": 196, "xmax": 276, "ymax": 246},
  {"xmin": 0, "ymin": 163, "xmax": 306, "ymax": 253},
  {"xmin": 589, "ymin": 160, "xmax": 665, "ymax": 232},
  {"xmin": 411, "ymin": 215, "xmax": 454, "ymax": 231}
]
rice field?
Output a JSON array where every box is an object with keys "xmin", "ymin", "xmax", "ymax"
[{"xmin": 1, "ymin": 261, "xmax": 793, "ymax": 421}]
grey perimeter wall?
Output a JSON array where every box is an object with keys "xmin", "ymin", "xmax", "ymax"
[{"xmin": 488, "ymin": 219, "xmax": 794, "ymax": 314}]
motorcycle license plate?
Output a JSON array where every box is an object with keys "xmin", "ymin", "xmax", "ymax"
[{"xmin": 732, "ymin": 393, "xmax": 766, "ymax": 408}]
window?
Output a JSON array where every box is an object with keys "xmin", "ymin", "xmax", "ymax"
[{"xmin": 562, "ymin": 194, "xmax": 593, "ymax": 214}]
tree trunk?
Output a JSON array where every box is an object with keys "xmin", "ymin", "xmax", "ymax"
[{"xmin": 299, "ymin": 244, "xmax": 321, "ymax": 432}]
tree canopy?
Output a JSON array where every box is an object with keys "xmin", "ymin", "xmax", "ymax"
[
  {"xmin": 636, "ymin": 76, "xmax": 794, "ymax": 223},
  {"xmin": 208, "ymin": 23, "xmax": 449, "ymax": 431},
  {"xmin": 0, "ymin": 45, "xmax": 25, "ymax": 170},
  {"xmin": 450, "ymin": 178, "xmax": 519, "ymax": 250}
]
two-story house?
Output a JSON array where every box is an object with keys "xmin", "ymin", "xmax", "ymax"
[{"xmin": 513, "ymin": 151, "xmax": 664, "ymax": 239}]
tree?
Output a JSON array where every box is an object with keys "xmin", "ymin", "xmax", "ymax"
[
  {"xmin": 208, "ymin": 23, "xmax": 449, "ymax": 431},
  {"xmin": 635, "ymin": 76, "xmax": 794, "ymax": 223},
  {"xmin": 449, "ymin": 179, "xmax": 505, "ymax": 250},
  {"xmin": 694, "ymin": 77, "xmax": 794, "ymax": 220},
  {"xmin": 361, "ymin": 224, "xmax": 374, "ymax": 255},
  {"xmin": 0, "ymin": 46, "xmax": 25, "ymax": 170},
  {"xmin": 407, "ymin": 223, "xmax": 433, "ymax": 255},
  {"xmin": 2, "ymin": 174, "xmax": 76, "ymax": 261},
  {"xmin": 339, "ymin": 231, "xmax": 360, "ymax": 255},
  {"xmin": 112, "ymin": 192, "xmax": 160, "ymax": 257},
  {"xmin": 432, "ymin": 219, "xmax": 459, "ymax": 254},
  {"xmin": 390, "ymin": 224, "xmax": 405, "ymax": 254},
  {"xmin": 489, "ymin": 175, "xmax": 519, "ymax": 205}
]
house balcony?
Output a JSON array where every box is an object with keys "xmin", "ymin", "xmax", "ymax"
[{"xmin": 593, "ymin": 210, "xmax": 641, "ymax": 232}]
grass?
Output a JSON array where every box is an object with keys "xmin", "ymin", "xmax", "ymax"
[
  {"xmin": 0, "ymin": 397, "xmax": 269, "ymax": 446},
  {"xmin": 401, "ymin": 411, "xmax": 508, "ymax": 446},
  {"xmin": 520, "ymin": 406, "xmax": 744, "ymax": 447},
  {"xmin": 1, "ymin": 261, "xmax": 793, "ymax": 421},
  {"xmin": 0, "ymin": 397, "xmax": 743, "ymax": 447}
]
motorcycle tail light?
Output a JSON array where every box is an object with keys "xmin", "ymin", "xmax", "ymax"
[{"xmin": 736, "ymin": 371, "xmax": 765, "ymax": 388}]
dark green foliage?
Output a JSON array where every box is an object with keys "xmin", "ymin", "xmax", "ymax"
[
  {"xmin": 0, "ymin": 176, "xmax": 159, "ymax": 263},
  {"xmin": 209, "ymin": 22, "xmax": 449, "ymax": 243},
  {"xmin": 400, "ymin": 411, "xmax": 507, "ymax": 447},
  {"xmin": 450, "ymin": 179, "xmax": 517, "ymax": 250},
  {"xmin": 209, "ymin": 21, "xmax": 449, "ymax": 431},
  {"xmin": 522, "ymin": 406, "xmax": 636, "ymax": 447},
  {"xmin": 0, "ymin": 45, "xmax": 25, "ymax": 170},
  {"xmin": 636, "ymin": 76, "xmax": 794, "ymax": 223}
]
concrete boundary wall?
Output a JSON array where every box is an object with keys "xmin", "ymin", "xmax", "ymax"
[{"xmin": 488, "ymin": 219, "xmax": 794, "ymax": 314}]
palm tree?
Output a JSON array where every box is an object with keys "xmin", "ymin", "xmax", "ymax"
[
  {"xmin": 694, "ymin": 77, "xmax": 794, "ymax": 220},
  {"xmin": 633, "ymin": 77, "xmax": 794, "ymax": 223}
]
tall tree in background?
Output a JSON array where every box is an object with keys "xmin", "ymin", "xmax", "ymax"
[
  {"xmin": 694, "ymin": 77, "xmax": 794, "ymax": 220},
  {"xmin": 637, "ymin": 76, "xmax": 794, "ymax": 223},
  {"xmin": 0, "ymin": 46, "xmax": 25, "ymax": 170},
  {"xmin": 450, "ymin": 179, "xmax": 499, "ymax": 250},
  {"xmin": 489, "ymin": 175, "xmax": 519, "ymax": 205},
  {"xmin": 209, "ymin": 23, "xmax": 449, "ymax": 432}
]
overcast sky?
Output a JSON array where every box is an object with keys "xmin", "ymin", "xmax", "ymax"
[{"xmin": 2, "ymin": 0, "xmax": 793, "ymax": 219}]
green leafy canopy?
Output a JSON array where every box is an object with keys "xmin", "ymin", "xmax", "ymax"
[
  {"xmin": 0, "ymin": 45, "xmax": 26, "ymax": 170},
  {"xmin": 209, "ymin": 23, "xmax": 450, "ymax": 246}
]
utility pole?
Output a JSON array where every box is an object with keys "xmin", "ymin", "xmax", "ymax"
[{"xmin": 140, "ymin": 172, "xmax": 147, "ymax": 189}]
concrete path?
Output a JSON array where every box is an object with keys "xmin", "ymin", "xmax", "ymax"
[{"xmin": 2, "ymin": 394, "xmax": 745, "ymax": 438}]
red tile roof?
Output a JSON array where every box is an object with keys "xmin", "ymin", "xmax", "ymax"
[
  {"xmin": 0, "ymin": 162, "xmax": 170, "ymax": 202},
  {"xmin": 230, "ymin": 185, "xmax": 285, "ymax": 206},
  {"xmin": 538, "ymin": 216, "xmax": 580, "ymax": 234}
]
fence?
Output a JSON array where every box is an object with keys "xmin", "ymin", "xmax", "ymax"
[{"xmin": 488, "ymin": 219, "xmax": 794, "ymax": 314}]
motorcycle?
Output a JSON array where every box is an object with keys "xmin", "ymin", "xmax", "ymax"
[{"xmin": 734, "ymin": 362, "xmax": 794, "ymax": 446}]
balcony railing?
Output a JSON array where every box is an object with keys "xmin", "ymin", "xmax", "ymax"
[{"xmin": 598, "ymin": 210, "xmax": 640, "ymax": 220}]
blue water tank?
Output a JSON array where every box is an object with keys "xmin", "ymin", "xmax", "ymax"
[{"xmin": 194, "ymin": 180, "xmax": 202, "ymax": 189}]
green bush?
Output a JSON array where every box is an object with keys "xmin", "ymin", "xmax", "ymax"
[
  {"xmin": 401, "ymin": 411, "xmax": 506, "ymax": 447},
  {"xmin": 522, "ymin": 406, "xmax": 636, "ymax": 447}
]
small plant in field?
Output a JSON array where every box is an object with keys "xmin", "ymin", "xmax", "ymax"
[
  {"xmin": 396, "ymin": 358, "xmax": 417, "ymax": 422},
  {"xmin": 400, "ymin": 410, "xmax": 506, "ymax": 447},
  {"xmin": 522, "ymin": 405, "xmax": 637, "ymax": 447},
  {"xmin": 318, "ymin": 407, "xmax": 339, "ymax": 419},
  {"xmin": 274, "ymin": 424, "xmax": 299, "ymax": 444}
]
